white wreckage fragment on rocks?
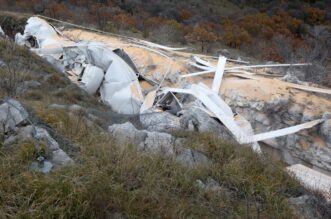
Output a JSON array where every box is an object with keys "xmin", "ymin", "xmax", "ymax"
[
  {"xmin": 15, "ymin": 17, "xmax": 72, "ymax": 49},
  {"xmin": 79, "ymin": 64, "xmax": 104, "ymax": 94},
  {"xmin": 0, "ymin": 26, "xmax": 6, "ymax": 38},
  {"xmin": 16, "ymin": 17, "xmax": 143, "ymax": 114},
  {"xmin": 287, "ymin": 164, "xmax": 331, "ymax": 200},
  {"xmin": 160, "ymin": 55, "xmax": 328, "ymax": 153}
]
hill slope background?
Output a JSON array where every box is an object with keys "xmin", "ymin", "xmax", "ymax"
[{"xmin": 1, "ymin": 0, "xmax": 330, "ymax": 87}]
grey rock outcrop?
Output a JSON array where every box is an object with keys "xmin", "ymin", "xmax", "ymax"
[
  {"xmin": 140, "ymin": 132, "xmax": 174, "ymax": 155},
  {"xmin": 0, "ymin": 99, "xmax": 73, "ymax": 173},
  {"xmin": 176, "ymin": 148, "xmax": 210, "ymax": 167},
  {"xmin": 34, "ymin": 127, "xmax": 73, "ymax": 167},
  {"xmin": 0, "ymin": 99, "xmax": 28, "ymax": 133},
  {"xmin": 139, "ymin": 111, "xmax": 181, "ymax": 132},
  {"xmin": 289, "ymin": 195, "xmax": 331, "ymax": 219},
  {"xmin": 108, "ymin": 122, "xmax": 147, "ymax": 146},
  {"xmin": 179, "ymin": 107, "xmax": 234, "ymax": 141},
  {"xmin": 109, "ymin": 122, "xmax": 174, "ymax": 155},
  {"xmin": 321, "ymin": 118, "xmax": 331, "ymax": 144},
  {"xmin": 108, "ymin": 122, "xmax": 210, "ymax": 165}
]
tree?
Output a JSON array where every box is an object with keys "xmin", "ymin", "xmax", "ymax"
[
  {"xmin": 46, "ymin": 2, "xmax": 72, "ymax": 19},
  {"xmin": 186, "ymin": 24, "xmax": 217, "ymax": 52},
  {"xmin": 304, "ymin": 7, "xmax": 326, "ymax": 24},
  {"xmin": 223, "ymin": 20, "xmax": 251, "ymax": 49},
  {"xmin": 113, "ymin": 13, "xmax": 137, "ymax": 30}
]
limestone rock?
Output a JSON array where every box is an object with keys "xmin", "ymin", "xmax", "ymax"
[
  {"xmin": 140, "ymin": 111, "xmax": 181, "ymax": 132},
  {"xmin": 4, "ymin": 125, "xmax": 34, "ymax": 146},
  {"xmin": 179, "ymin": 107, "xmax": 233, "ymax": 141},
  {"xmin": 176, "ymin": 148, "xmax": 195, "ymax": 167},
  {"xmin": 108, "ymin": 122, "xmax": 147, "ymax": 145},
  {"xmin": 321, "ymin": 119, "xmax": 331, "ymax": 144},
  {"xmin": 0, "ymin": 99, "xmax": 28, "ymax": 133},
  {"xmin": 35, "ymin": 127, "xmax": 73, "ymax": 167},
  {"xmin": 140, "ymin": 132, "xmax": 174, "ymax": 155},
  {"xmin": 176, "ymin": 148, "xmax": 210, "ymax": 167},
  {"xmin": 289, "ymin": 195, "xmax": 331, "ymax": 219}
]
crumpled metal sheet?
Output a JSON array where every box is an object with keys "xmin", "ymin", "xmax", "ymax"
[
  {"xmin": 79, "ymin": 64, "xmax": 104, "ymax": 94},
  {"xmin": 287, "ymin": 164, "xmax": 331, "ymax": 199},
  {"xmin": 16, "ymin": 17, "xmax": 144, "ymax": 115},
  {"xmin": 0, "ymin": 26, "xmax": 5, "ymax": 36}
]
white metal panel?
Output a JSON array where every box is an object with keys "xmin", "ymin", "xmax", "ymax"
[
  {"xmin": 80, "ymin": 65, "xmax": 104, "ymax": 94},
  {"xmin": 287, "ymin": 164, "xmax": 331, "ymax": 197},
  {"xmin": 211, "ymin": 56, "xmax": 227, "ymax": 93}
]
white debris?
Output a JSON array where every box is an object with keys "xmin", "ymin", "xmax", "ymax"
[
  {"xmin": 15, "ymin": 17, "xmax": 328, "ymax": 158},
  {"xmin": 17, "ymin": 16, "xmax": 144, "ymax": 115},
  {"xmin": 0, "ymin": 26, "xmax": 5, "ymax": 37},
  {"xmin": 15, "ymin": 17, "xmax": 72, "ymax": 49},
  {"xmin": 211, "ymin": 56, "xmax": 227, "ymax": 93},
  {"xmin": 140, "ymin": 90, "xmax": 157, "ymax": 114},
  {"xmin": 287, "ymin": 164, "xmax": 331, "ymax": 199},
  {"xmin": 252, "ymin": 119, "xmax": 324, "ymax": 142},
  {"xmin": 79, "ymin": 65, "xmax": 104, "ymax": 94}
]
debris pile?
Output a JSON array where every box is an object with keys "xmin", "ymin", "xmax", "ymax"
[
  {"xmin": 16, "ymin": 17, "xmax": 143, "ymax": 114},
  {"xmin": 13, "ymin": 16, "xmax": 331, "ymax": 193}
]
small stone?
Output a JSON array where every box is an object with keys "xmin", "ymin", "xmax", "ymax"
[
  {"xmin": 30, "ymin": 160, "xmax": 53, "ymax": 173},
  {"xmin": 52, "ymin": 150, "xmax": 74, "ymax": 166}
]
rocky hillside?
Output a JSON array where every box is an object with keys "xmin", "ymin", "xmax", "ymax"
[{"xmin": 0, "ymin": 12, "xmax": 331, "ymax": 218}]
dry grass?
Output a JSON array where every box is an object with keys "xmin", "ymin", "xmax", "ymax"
[{"xmin": 0, "ymin": 119, "xmax": 303, "ymax": 218}]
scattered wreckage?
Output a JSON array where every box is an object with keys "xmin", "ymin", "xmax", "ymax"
[{"xmin": 14, "ymin": 16, "xmax": 331, "ymax": 194}]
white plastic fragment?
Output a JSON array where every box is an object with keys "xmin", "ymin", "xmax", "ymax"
[
  {"xmin": 193, "ymin": 56, "xmax": 214, "ymax": 68},
  {"xmin": 16, "ymin": 17, "xmax": 73, "ymax": 49},
  {"xmin": 252, "ymin": 119, "xmax": 324, "ymax": 142},
  {"xmin": 140, "ymin": 90, "xmax": 157, "ymax": 114},
  {"xmin": 226, "ymin": 63, "xmax": 312, "ymax": 71},
  {"xmin": 0, "ymin": 26, "xmax": 5, "ymax": 36},
  {"xmin": 211, "ymin": 56, "xmax": 227, "ymax": 93},
  {"xmin": 100, "ymin": 50, "xmax": 144, "ymax": 114},
  {"xmin": 234, "ymin": 114, "xmax": 262, "ymax": 153},
  {"xmin": 79, "ymin": 65, "xmax": 104, "ymax": 94},
  {"xmin": 161, "ymin": 84, "xmax": 325, "ymax": 149},
  {"xmin": 183, "ymin": 63, "xmax": 312, "ymax": 78},
  {"xmin": 161, "ymin": 85, "xmax": 254, "ymax": 147},
  {"xmin": 189, "ymin": 62, "xmax": 214, "ymax": 71},
  {"xmin": 17, "ymin": 17, "xmax": 145, "ymax": 115},
  {"xmin": 287, "ymin": 164, "xmax": 331, "ymax": 198}
]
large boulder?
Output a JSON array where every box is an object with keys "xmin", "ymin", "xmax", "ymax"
[
  {"xmin": 108, "ymin": 122, "xmax": 147, "ymax": 145},
  {"xmin": 139, "ymin": 111, "xmax": 181, "ymax": 132},
  {"xmin": 108, "ymin": 122, "xmax": 210, "ymax": 162},
  {"xmin": 179, "ymin": 107, "xmax": 234, "ymax": 141},
  {"xmin": 139, "ymin": 132, "xmax": 174, "ymax": 155}
]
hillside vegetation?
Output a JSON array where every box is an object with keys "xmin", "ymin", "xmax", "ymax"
[{"xmin": 0, "ymin": 30, "xmax": 317, "ymax": 218}]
